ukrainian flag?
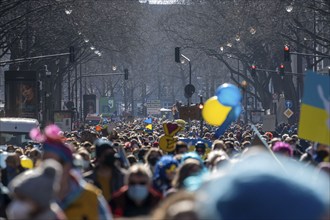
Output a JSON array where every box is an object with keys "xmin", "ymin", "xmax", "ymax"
[
  {"xmin": 298, "ymin": 71, "xmax": 330, "ymax": 145},
  {"xmin": 145, "ymin": 124, "xmax": 153, "ymax": 131}
]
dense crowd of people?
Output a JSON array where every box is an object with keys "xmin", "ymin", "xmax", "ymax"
[{"xmin": 0, "ymin": 118, "xmax": 329, "ymax": 220}]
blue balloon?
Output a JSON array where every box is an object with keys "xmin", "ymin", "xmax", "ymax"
[
  {"xmin": 216, "ymin": 83, "xmax": 242, "ymax": 107},
  {"xmin": 214, "ymin": 105, "xmax": 242, "ymax": 138},
  {"xmin": 231, "ymin": 105, "xmax": 242, "ymax": 121}
]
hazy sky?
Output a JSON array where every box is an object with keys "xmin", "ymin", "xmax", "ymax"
[{"xmin": 139, "ymin": 0, "xmax": 178, "ymax": 4}]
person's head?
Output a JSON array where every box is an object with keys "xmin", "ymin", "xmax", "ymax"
[
  {"xmin": 282, "ymin": 133, "xmax": 289, "ymax": 141},
  {"xmin": 285, "ymin": 137, "xmax": 296, "ymax": 146},
  {"xmin": 90, "ymin": 145, "xmax": 96, "ymax": 160},
  {"xmin": 77, "ymin": 147, "xmax": 90, "ymax": 161},
  {"xmin": 291, "ymin": 134, "xmax": 299, "ymax": 143},
  {"xmin": 195, "ymin": 141, "xmax": 206, "ymax": 156},
  {"xmin": 29, "ymin": 125, "xmax": 74, "ymax": 182},
  {"xmin": 137, "ymin": 147, "xmax": 149, "ymax": 163},
  {"xmin": 273, "ymin": 142, "xmax": 293, "ymax": 157},
  {"xmin": 154, "ymin": 156, "xmax": 179, "ymax": 182},
  {"xmin": 15, "ymin": 148, "xmax": 24, "ymax": 157},
  {"xmin": 172, "ymin": 159, "xmax": 203, "ymax": 189},
  {"xmin": 42, "ymin": 141, "xmax": 74, "ymax": 179},
  {"xmin": 94, "ymin": 138, "xmax": 116, "ymax": 167},
  {"xmin": 7, "ymin": 159, "xmax": 62, "ymax": 219},
  {"xmin": 127, "ymin": 155, "xmax": 138, "ymax": 165},
  {"xmin": 312, "ymin": 143, "xmax": 329, "ymax": 164},
  {"xmin": 264, "ymin": 132, "xmax": 273, "ymax": 141},
  {"xmin": 81, "ymin": 141, "xmax": 92, "ymax": 151},
  {"xmin": 21, "ymin": 84, "xmax": 34, "ymax": 102},
  {"xmin": 145, "ymin": 148, "xmax": 163, "ymax": 167},
  {"xmin": 125, "ymin": 164, "xmax": 152, "ymax": 203},
  {"xmin": 25, "ymin": 144, "xmax": 33, "ymax": 151},
  {"xmin": 6, "ymin": 145, "xmax": 15, "ymax": 153},
  {"xmin": 152, "ymin": 191, "xmax": 198, "ymax": 220},
  {"xmin": 212, "ymin": 140, "xmax": 226, "ymax": 151},
  {"xmin": 241, "ymin": 141, "xmax": 251, "ymax": 149},
  {"xmin": 206, "ymin": 150, "xmax": 229, "ymax": 171},
  {"xmin": 175, "ymin": 141, "xmax": 188, "ymax": 155},
  {"xmin": 5, "ymin": 153, "xmax": 20, "ymax": 168},
  {"xmin": 269, "ymin": 138, "xmax": 281, "ymax": 150}
]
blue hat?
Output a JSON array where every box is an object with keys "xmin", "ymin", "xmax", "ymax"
[{"xmin": 196, "ymin": 153, "xmax": 330, "ymax": 220}]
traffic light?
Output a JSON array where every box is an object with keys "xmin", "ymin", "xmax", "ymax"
[
  {"xmin": 284, "ymin": 45, "xmax": 291, "ymax": 62},
  {"xmin": 251, "ymin": 64, "xmax": 257, "ymax": 75},
  {"xmin": 175, "ymin": 47, "xmax": 181, "ymax": 63},
  {"xmin": 69, "ymin": 46, "xmax": 75, "ymax": 63},
  {"xmin": 124, "ymin": 69, "xmax": 128, "ymax": 80},
  {"xmin": 279, "ymin": 64, "xmax": 285, "ymax": 77}
]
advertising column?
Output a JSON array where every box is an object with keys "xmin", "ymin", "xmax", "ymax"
[
  {"xmin": 5, "ymin": 71, "xmax": 38, "ymax": 118},
  {"xmin": 83, "ymin": 94, "xmax": 96, "ymax": 119}
]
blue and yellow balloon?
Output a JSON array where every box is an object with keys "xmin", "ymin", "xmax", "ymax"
[
  {"xmin": 202, "ymin": 96, "xmax": 232, "ymax": 126},
  {"xmin": 216, "ymin": 83, "xmax": 242, "ymax": 107}
]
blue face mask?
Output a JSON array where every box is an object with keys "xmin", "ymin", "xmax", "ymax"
[{"xmin": 128, "ymin": 185, "xmax": 149, "ymax": 202}]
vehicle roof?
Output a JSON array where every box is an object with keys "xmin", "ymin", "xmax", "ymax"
[
  {"xmin": 0, "ymin": 118, "xmax": 39, "ymax": 132},
  {"xmin": 0, "ymin": 117, "xmax": 39, "ymax": 124}
]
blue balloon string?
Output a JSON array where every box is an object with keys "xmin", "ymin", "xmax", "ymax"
[{"xmin": 214, "ymin": 105, "xmax": 242, "ymax": 138}]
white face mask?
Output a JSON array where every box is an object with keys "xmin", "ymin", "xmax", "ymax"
[{"xmin": 7, "ymin": 200, "xmax": 33, "ymax": 219}]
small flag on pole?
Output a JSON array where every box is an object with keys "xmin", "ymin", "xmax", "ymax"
[
  {"xmin": 144, "ymin": 118, "xmax": 152, "ymax": 124},
  {"xmin": 145, "ymin": 124, "xmax": 153, "ymax": 131}
]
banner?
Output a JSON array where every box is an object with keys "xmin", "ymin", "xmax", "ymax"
[
  {"xmin": 99, "ymin": 97, "xmax": 115, "ymax": 115},
  {"xmin": 53, "ymin": 111, "xmax": 72, "ymax": 132},
  {"xmin": 83, "ymin": 94, "xmax": 96, "ymax": 119},
  {"xmin": 298, "ymin": 71, "xmax": 330, "ymax": 145},
  {"xmin": 5, "ymin": 71, "xmax": 38, "ymax": 118}
]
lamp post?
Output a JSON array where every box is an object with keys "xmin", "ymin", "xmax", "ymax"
[
  {"xmin": 241, "ymin": 80, "xmax": 248, "ymax": 123},
  {"xmin": 199, "ymin": 95, "xmax": 204, "ymax": 137}
]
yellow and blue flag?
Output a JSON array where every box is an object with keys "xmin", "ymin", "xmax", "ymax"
[
  {"xmin": 144, "ymin": 118, "xmax": 152, "ymax": 124},
  {"xmin": 145, "ymin": 124, "xmax": 153, "ymax": 131},
  {"xmin": 144, "ymin": 118, "xmax": 153, "ymax": 131},
  {"xmin": 298, "ymin": 71, "xmax": 330, "ymax": 145}
]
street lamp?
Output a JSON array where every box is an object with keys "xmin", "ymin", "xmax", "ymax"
[
  {"xmin": 286, "ymin": 4, "xmax": 293, "ymax": 13},
  {"xmin": 65, "ymin": 9, "xmax": 72, "ymax": 15}
]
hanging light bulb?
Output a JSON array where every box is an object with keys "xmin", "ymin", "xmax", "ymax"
[
  {"xmin": 220, "ymin": 46, "xmax": 224, "ymax": 52},
  {"xmin": 235, "ymin": 34, "xmax": 241, "ymax": 42},
  {"xmin": 112, "ymin": 65, "xmax": 117, "ymax": 71},
  {"xmin": 65, "ymin": 9, "xmax": 72, "ymax": 15},
  {"xmin": 90, "ymin": 46, "xmax": 95, "ymax": 50},
  {"xmin": 84, "ymin": 38, "xmax": 89, "ymax": 43},
  {"xmin": 249, "ymin": 27, "xmax": 256, "ymax": 35},
  {"xmin": 226, "ymin": 42, "xmax": 232, "ymax": 47},
  {"xmin": 78, "ymin": 31, "xmax": 82, "ymax": 35},
  {"xmin": 286, "ymin": 4, "xmax": 293, "ymax": 12}
]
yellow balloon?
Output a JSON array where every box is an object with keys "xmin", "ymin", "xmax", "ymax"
[
  {"xmin": 202, "ymin": 96, "xmax": 232, "ymax": 126},
  {"xmin": 20, "ymin": 156, "xmax": 34, "ymax": 169}
]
